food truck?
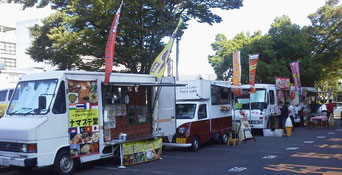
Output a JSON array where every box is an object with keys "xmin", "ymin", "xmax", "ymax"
[
  {"xmin": 0, "ymin": 71, "xmax": 176, "ymax": 174},
  {"xmin": 233, "ymin": 84, "xmax": 281, "ymax": 130},
  {"xmin": 163, "ymin": 80, "xmax": 232, "ymax": 151}
]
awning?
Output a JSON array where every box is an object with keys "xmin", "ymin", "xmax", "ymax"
[{"xmin": 107, "ymin": 82, "xmax": 186, "ymax": 87}]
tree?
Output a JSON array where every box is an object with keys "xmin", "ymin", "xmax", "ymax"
[
  {"xmin": 8, "ymin": 0, "xmax": 243, "ymax": 72},
  {"xmin": 308, "ymin": 0, "xmax": 342, "ymax": 94},
  {"xmin": 209, "ymin": 16, "xmax": 321, "ymax": 86}
]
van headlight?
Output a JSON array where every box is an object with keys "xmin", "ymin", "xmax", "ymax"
[
  {"xmin": 178, "ymin": 127, "xmax": 186, "ymax": 134},
  {"xmin": 21, "ymin": 144, "xmax": 37, "ymax": 153},
  {"xmin": 21, "ymin": 144, "xmax": 27, "ymax": 153}
]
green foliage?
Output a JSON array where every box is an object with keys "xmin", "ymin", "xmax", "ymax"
[
  {"xmin": 308, "ymin": 0, "xmax": 342, "ymax": 93},
  {"xmin": 209, "ymin": 15, "xmax": 322, "ymax": 87},
  {"xmin": 11, "ymin": 0, "xmax": 243, "ymax": 73}
]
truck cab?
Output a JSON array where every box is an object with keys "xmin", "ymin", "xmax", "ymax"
[
  {"xmin": 234, "ymin": 84, "xmax": 280, "ymax": 130},
  {"xmin": 163, "ymin": 80, "xmax": 232, "ymax": 151}
]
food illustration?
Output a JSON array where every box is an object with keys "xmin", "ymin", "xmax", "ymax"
[
  {"xmin": 68, "ymin": 93, "xmax": 78, "ymax": 103},
  {"xmin": 70, "ymin": 134, "xmax": 82, "ymax": 145},
  {"xmin": 89, "ymin": 93, "xmax": 98, "ymax": 103},
  {"xmin": 146, "ymin": 150, "xmax": 155, "ymax": 160},
  {"xmin": 80, "ymin": 144, "xmax": 90, "ymax": 153},
  {"xmin": 90, "ymin": 142, "xmax": 99, "ymax": 153},
  {"xmin": 91, "ymin": 132, "xmax": 99, "ymax": 142}
]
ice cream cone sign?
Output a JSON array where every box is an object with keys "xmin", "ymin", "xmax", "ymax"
[{"xmin": 285, "ymin": 117, "xmax": 293, "ymax": 136}]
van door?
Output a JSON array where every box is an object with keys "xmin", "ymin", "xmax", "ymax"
[
  {"xmin": 154, "ymin": 77, "xmax": 176, "ymax": 138},
  {"xmin": 196, "ymin": 104, "xmax": 211, "ymax": 142}
]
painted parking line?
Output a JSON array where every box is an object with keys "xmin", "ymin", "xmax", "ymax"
[
  {"xmin": 262, "ymin": 155, "xmax": 277, "ymax": 159},
  {"xmin": 315, "ymin": 144, "xmax": 342, "ymax": 149},
  {"xmin": 303, "ymin": 141, "xmax": 314, "ymax": 144},
  {"xmin": 328, "ymin": 132, "xmax": 336, "ymax": 135},
  {"xmin": 291, "ymin": 152, "xmax": 342, "ymax": 160},
  {"xmin": 92, "ymin": 165, "xmax": 174, "ymax": 174},
  {"xmin": 328, "ymin": 138, "xmax": 342, "ymax": 141},
  {"xmin": 228, "ymin": 167, "xmax": 247, "ymax": 172},
  {"xmin": 286, "ymin": 147, "xmax": 299, "ymax": 150},
  {"xmin": 264, "ymin": 164, "xmax": 342, "ymax": 174},
  {"xmin": 317, "ymin": 136, "xmax": 326, "ymax": 139}
]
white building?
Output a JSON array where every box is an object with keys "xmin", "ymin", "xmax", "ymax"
[{"xmin": 0, "ymin": 20, "xmax": 54, "ymax": 89}]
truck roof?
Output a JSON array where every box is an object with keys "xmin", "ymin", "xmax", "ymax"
[{"xmin": 19, "ymin": 70, "xmax": 157, "ymax": 83}]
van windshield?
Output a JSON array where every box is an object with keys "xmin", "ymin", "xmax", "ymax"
[
  {"xmin": 7, "ymin": 79, "xmax": 58, "ymax": 115},
  {"xmin": 176, "ymin": 104, "xmax": 196, "ymax": 119},
  {"xmin": 235, "ymin": 89, "xmax": 267, "ymax": 110}
]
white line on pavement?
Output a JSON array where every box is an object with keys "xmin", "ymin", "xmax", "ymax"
[{"xmin": 92, "ymin": 165, "xmax": 175, "ymax": 175}]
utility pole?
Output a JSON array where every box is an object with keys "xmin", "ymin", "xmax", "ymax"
[{"xmin": 175, "ymin": 30, "xmax": 184, "ymax": 81}]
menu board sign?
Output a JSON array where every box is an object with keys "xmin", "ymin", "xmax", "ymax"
[
  {"xmin": 68, "ymin": 80, "xmax": 99, "ymax": 158},
  {"xmin": 123, "ymin": 138, "xmax": 162, "ymax": 165}
]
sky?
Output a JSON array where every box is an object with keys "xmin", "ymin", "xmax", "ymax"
[{"xmin": 0, "ymin": 0, "xmax": 330, "ymax": 76}]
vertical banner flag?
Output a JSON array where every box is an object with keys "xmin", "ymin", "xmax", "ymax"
[
  {"xmin": 104, "ymin": 1, "xmax": 123, "ymax": 85},
  {"xmin": 150, "ymin": 18, "xmax": 183, "ymax": 78},
  {"xmin": 249, "ymin": 54, "xmax": 259, "ymax": 93},
  {"xmin": 289, "ymin": 61, "xmax": 301, "ymax": 91},
  {"xmin": 232, "ymin": 50, "xmax": 241, "ymax": 95}
]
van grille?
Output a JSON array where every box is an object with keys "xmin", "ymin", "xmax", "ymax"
[{"xmin": 0, "ymin": 142, "xmax": 21, "ymax": 152}]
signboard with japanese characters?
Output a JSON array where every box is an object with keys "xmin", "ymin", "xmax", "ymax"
[
  {"xmin": 123, "ymin": 137, "xmax": 162, "ymax": 165},
  {"xmin": 68, "ymin": 80, "xmax": 99, "ymax": 158}
]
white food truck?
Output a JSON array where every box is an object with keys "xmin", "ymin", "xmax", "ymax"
[
  {"xmin": 0, "ymin": 71, "xmax": 176, "ymax": 174},
  {"xmin": 233, "ymin": 84, "xmax": 281, "ymax": 130},
  {"xmin": 163, "ymin": 80, "xmax": 232, "ymax": 151}
]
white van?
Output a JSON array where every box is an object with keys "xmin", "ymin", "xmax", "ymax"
[
  {"xmin": 0, "ymin": 88, "xmax": 16, "ymax": 105},
  {"xmin": 0, "ymin": 71, "xmax": 176, "ymax": 174}
]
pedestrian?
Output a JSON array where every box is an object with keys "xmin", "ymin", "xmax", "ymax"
[
  {"xmin": 288, "ymin": 102, "xmax": 295, "ymax": 130},
  {"xmin": 326, "ymin": 99, "xmax": 336, "ymax": 119},
  {"xmin": 281, "ymin": 102, "xmax": 289, "ymax": 135}
]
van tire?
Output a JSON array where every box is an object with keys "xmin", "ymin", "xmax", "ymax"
[
  {"xmin": 219, "ymin": 133, "xmax": 228, "ymax": 144},
  {"xmin": 190, "ymin": 136, "xmax": 200, "ymax": 152},
  {"xmin": 53, "ymin": 149, "xmax": 77, "ymax": 175}
]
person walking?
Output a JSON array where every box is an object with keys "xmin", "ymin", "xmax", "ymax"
[
  {"xmin": 281, "ymin": 102, "xmax": 289, "ymax": 135},
  {"xmin": 326, "ymin": 99, "xmax": 336, "ymax": 119}
]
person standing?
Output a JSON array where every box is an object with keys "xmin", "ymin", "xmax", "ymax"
[
  {"xmin": 326, "ymin": 99, "xmax": 336, "ymax": 119},
  {"xmin": 281, "ymin": 102, "xmax": 289, "ymax": 134}
]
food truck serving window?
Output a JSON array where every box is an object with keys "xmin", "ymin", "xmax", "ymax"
[
  {"xmin": 211, "ymin": 85, "xmax": 230, "ymax": 105},
  {"xmin": 103, "ymin": 85, "xmax": 152, "ymax": 125}
]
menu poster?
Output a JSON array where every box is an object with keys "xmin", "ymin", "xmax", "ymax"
[
  {"xmin": 238, "ymin": 111, "xmax": 253, "ymax": 140},
  {"xmin": 123, "ymin": 138, "xmax": 162, "ymax": 165},
  {"xmin": 68, "ymin": 80, "xmax": 100, "ymax": 158}
]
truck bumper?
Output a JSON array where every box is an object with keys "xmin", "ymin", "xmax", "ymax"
[
  {"xmin": 0, "ymin": 155, "xmax": 36, "ymax": 168},
  {"xmin": 163, "ymin": 142, "xmax": 192, "ymax": 148}
]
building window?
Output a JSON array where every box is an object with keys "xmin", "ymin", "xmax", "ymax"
[
  {"xmin": 0, "ymin": 57, "xmax": 16, "ymax": 69},
  {"xmin": 0, "ymin": 41, "xmax": 16, "ymax": 55}
]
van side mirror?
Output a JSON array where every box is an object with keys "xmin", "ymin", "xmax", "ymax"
[{"xmin": 39, "ymin": 96, "xmax": 46, "ymax": 109}]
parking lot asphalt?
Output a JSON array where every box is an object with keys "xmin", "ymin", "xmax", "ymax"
[{"xmin": 2, "ymin": 119, "xmax": 342, "ymax": 175}]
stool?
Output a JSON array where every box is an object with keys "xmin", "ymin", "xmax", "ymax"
[
  {"xmin": 321, "ymin": 120, "xmax": 328, "ymax": 128},
  {"xmin": 227, "ymin": 138, "xmax": 241, "ymax": 146}
]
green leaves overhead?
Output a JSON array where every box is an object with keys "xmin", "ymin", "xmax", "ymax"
[{"xmin": 13, "ymin": 0, "xmax": 243, "ymax": 72}]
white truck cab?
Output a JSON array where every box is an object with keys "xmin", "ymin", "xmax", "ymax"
[{"xmin": 233, "ymin": 84, "xmax": 280, "ymax": 130}]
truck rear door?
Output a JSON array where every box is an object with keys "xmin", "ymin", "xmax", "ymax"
[{"xmin": 154, "ymin": 77, "xmax": 176, "ymax": 137}]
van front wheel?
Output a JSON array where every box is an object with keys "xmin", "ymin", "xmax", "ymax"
[
  {"xmin": 53, "ymin": 149, "xmax": 77, "ymax": 175},
  {"xmin": 191, "ymin": 136, "xmax": 200, "ymax": 152}
]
